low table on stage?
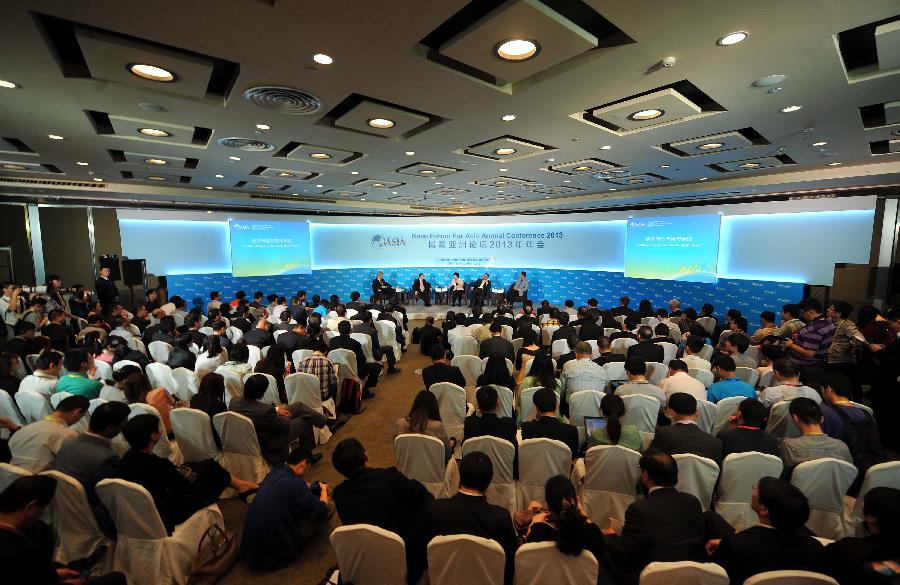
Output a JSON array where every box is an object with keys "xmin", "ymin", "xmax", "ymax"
[
  {"xmin": 433, "ymin": 287, "xmax": 448, "ymax": 305},
  {"xmin": 491, "ymin": 288, "xmax": 505, "ymax": 307}
]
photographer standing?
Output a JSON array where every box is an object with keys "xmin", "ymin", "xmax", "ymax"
[{"xmin": 0, "ymin": 282, "xmax": 22, "ymax": 340}]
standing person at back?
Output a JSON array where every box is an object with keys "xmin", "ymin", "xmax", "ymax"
[{"xmin": 783, "ymin": 298, "xmax": 836, "ymax": 389}]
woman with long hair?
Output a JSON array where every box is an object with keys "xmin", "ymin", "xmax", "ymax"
[
  {"xmin": 638, "ymin": 299, "xmax": 654, "ymax": 318},
  {"xmin": 524, "ymin": 475, "xmax": 603, "ymax": 569},
  {"xmin": 477, "ymin": 354, "xmax": 516, "ymax": 391},
  {"xmin": 393, "ymin": 389, "xmax": 452, "ymax": 461},
  {"xmin": 517, "ymin": 350, "xmax": 561, "ymax": 397},
  {"xmin": 587, "ymin": 393, "xmax": 641, "ymax": 451},
  {"xmin": 96, "ymin": 335, "xmax": 128, "ymax": 365},
  {"xmin": 122, "ymin": 372, "xmax": 176, "ymax": 436},
  {"xmin": 254, "ymin": 344, "xmax": 290, "ymax": 402},
  {"xmin": 194, "ymin": 334, "xmax": 225, "ymax": 377},
  {"xmin": 515, "ymin": 328, "xmax": 541, "ymax": 371},
  {"xmin": 190, "ymin": 372, "xmax": 228, "ymax": 447}
]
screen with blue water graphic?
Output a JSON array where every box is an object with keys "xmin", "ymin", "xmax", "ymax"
[
  {"xmin": 229, "ymin": 219, "xmax": 311, "ymax": 277},
  {"xmin": 624, "ymin": 214, "xmax": 721, "ymax": 283}
]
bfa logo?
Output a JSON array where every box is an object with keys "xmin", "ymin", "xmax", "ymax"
[{"xmin": 370, "ymin": 234, "xmax": 407, "ymax": 248}]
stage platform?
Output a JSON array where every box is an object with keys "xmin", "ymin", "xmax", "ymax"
[{"xmin": 398, "ymin": 303, "xmax": 563, "ymax": 321}]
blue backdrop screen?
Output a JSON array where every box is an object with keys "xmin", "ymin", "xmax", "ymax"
[{"xmin": 625, "ymin": 214, "xmax": 721, "ymax": 283}]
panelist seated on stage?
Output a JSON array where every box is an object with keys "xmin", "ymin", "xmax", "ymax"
[
  {"xmin": 506, "ymin": 271, "xmax": 529, "ymax": 305},
  {"xmin": 471, "ymin": 273, "xmax": 492, "ymax": 304},
  {"xmin": 411, "ymin": 273, "xmax": 431, "ymax": 307},
  {"xmin": 371, "ymin": 271, "xmax": 395, "ymax": 302},
  {"xmin": 447, "ymin": 272, "xmax": 466, "ymax": 307}
]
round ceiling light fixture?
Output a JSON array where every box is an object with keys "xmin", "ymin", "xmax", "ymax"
[
  {"xmin": 47, "ymin": 134, "xmax": 64, "ymax": 140},
  {"xmin": 309, "ymin": 152, "xmax": 331, "ymax": 159},
  {"xmin": 215, "ymin": 174, "xmax": 224, "ymax": 178},
  {"xmin": 128, "ymin": 63, "xmax": 176, "ymax": 82},
  {"xmin": 93, "ymin": 178, "xmax": 103, "ymax": 182},
  {"xmin": 599, "ymin": 145, "xmax": 612, "ymax": 150},
  {"xmin": 372, "ymin": 183, "xmax": 385, "ymax": 187},
  {"xmin": 698, "ymin": 142, "xmax": 723, "ymax": 150},
  {"xmin": 502, "ymin": 114, "xmax": 516, "ymax": 121},
  {"xmin": 0, "ymin": 79, "xmax": 18, "ymax": 89},
  {"xmin": 405, "ymin": 151, "xmax": 415, "ymax": 156},
  {"xmin": 717, "ymin": 31, "xmax": 748, "ymax": 46},
  {"xmin": 495, "ymin": 38, "xmax": 540, "ymax": 61},
  {"xmin": 752, "ymin": 74, "xmax": 786, "ymax": 88},
  {"xmin": 1, "ymin": 163, "xmax": 27, "ymax": 170},
  {"xmin": 781, "ymin": 105, "xmax": 803, "ymax": 113},
  {"xmin": 229, "ymin": 156, "xmax": 241, "ymax": 161},
  {"xmin": 573, "ymin": 166, "xmax": 592, "ymax": 171},
  {"xmin": 76, "ymin": 161, "xmax": 89, "ymax": 166},
  {"xmin": 739, "ymin": 162, "xmax": 761, "ymax": 169},
  {"xmin": 277, "ymin": 172, "xmax": 295, "ymax": 177},
  {"xmin": 812, "ymin": 141, "xmax": 828, "ymax": 146},
  {"xmin": 147, "ymin": 176, "xmax": 166, "ymax": 181},
  {"xmin": 205, "ymin": 186, "xmax": 213, "ymax": 190},
  {"xmin": 367, "ymin": 118, "xmax": 395, "ymax": 129},
  {"xmin": 145, "ymin": 158, "xmax": 167, "ymax": 165},
  {"xmin": 828, "ymin": 162, "xmax": 842, "ymax": 166},
  {"xmin": 313, "ymin": 53, "xmax": 333, "ymax": 65},
  {"xmin": 495, "ymin": 148, "xmax": 517, "ymax": 155},
  {"xmin": 419, "ymin": 169, "xmax": 435, "ymax": 175},
  {"xmin": 256, "ymin": 123, "xmax": 270, "ymax": 130},
  {"xmin": 628, "ymin": 109, "xmax": 664, "ymax": 121},
  {"xmin": 138, "ymin": 128, "xmax": 170, "ymax": 137}
]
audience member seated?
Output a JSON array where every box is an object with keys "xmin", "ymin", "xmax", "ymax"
[
  {"xmin": 479, "ymin": 321, "xmax": 516, "ymax": 363},
  {"xmin": 122, "ymin": 371, "xmax": 175, "ymax": 434},
  {"xmin": 242, "ymin": 317, "xmax": 272, "ymax": 348},
  {"xmin": 18, "ymin": 351, "xmax": 61, "ymax": 397},
  {"xmin": 722, "ymin": 332, "xmax": 755, "ymax": 369},
  {"xmin": 0, "ymin": 476, "xmax": 127, "ymax": 585},
  {"xmin": 707, "ymin": 356, "xmax": 757, "ymax": 402},
  {"xmin": 750, "ymin": 310, "xmax": 780, "ymax": 344},
  {"xmin": 682, "ymin": 335, "xmax": 712, "ymax": 371},
  {"xmin": 524, "ymin": 474, "xmax": 604, "ymax": 581},
  {"xmin": 195, "ymin": 334, "xmax": 226, "ymax": 377},
  {"xmin": 429, "ymin": 451, "xmax": 518, "ymax": 585},
  {"xmin": 651, "ymin": 323, "xmax": 671, "ymax": 343},
  {"xmin": 615, "ymin": 357, "xmax": 665, "ymax": 407},
  {"xmin": 417, "ymin": 316, "xmax": 442, "ymax": 356},
  {"xmin": 254, "ymin": 344, "xmax": 291, "ymax": 403},
  {"xmin": 56, "ymin": 347, "xmax": 103, "ymax": 399},
  {"xmin": 166, "ymin": 332, "xmax": 196, "ymax": 371},
  {"xmin": 218, "ymin": 342, "xmax": 254, "ymax": 377},
  {"xmin": 592, "ymin": 336, "xmax": 625, "ymax": 367},
  {"xmin": 332, "ymin": 438, "xmax": 434, "ymax": 585},
  {"xmin": 626, "ymin": 326, "xmax": 665, "ymax": 364},
  {"xmin": 561, "ymin": 341, "xmax": 609, "ymax": 397},
  {"xmin": 521, "ymin": 387, "xmax": 579, "ymax": 458},
  {"xmin": 579, "ymin": 309, "xmax": 604, "ymax": 342},
  {"xmin": 329, "ymin": 319, "xmax": 381, "ymax": 398},
  {"xmin": 587, "ymin": 393, "xmax": 641, "ymax": 451},
  {"xmin": 241, "ymin": 447, "xmax": 330, "ymax": 570},
  {"xmin": 55, "ymin": 401, "xmax": 130, "ymax": 537},
  {"xmin": 297, "ymin": 340, "xmax": 339, "ymax": 402},
  {"xmin": 151, "ymin": 315, "xmax": 178, "ymax": 345},
  {"xmin": 276, "ymin": 319, "xmax": 307, "ymax": 355},
  {"xmin": 94, "ymin": 335, "xmax": 124, "ymax": 365},
  {"xmin": 477, "ymin": 353, "xmax": 517, "ymax": 392},
  {"xmin": 190, "ymin": 372, "xmax": 227, "ymax": 447},
  {"xmin": 780, "ymin": 397, "xmax": 853, "ymax": 478},
  {"xmin": 709, "ymin": 477, "xmax": 825, "ymax": 584},
  {"xmin": 515, "ymin": 329, "xmax": 541, "ymax": 371},
  {"xmin": 9, "ymin": 395, "xmax": 87, "ymax": 472},
  {"xmin": 552, "ymin": 311, "xmax": 575, "ymax": 342},
  {"xmin": 464, "ymin": 385, "xmax": 518, "ymax": 472},
  {"xmin": 650, "ymin": 393, "xmax": 723, "ymax": 465},
  {"xmin": 602, "ymin": 450, "xmax": 708, "ymax": 585},
  {"xmin": 422, "ymin": 344, "xmax": 467, "ymax": 389},
  {"xmin": 825, "ymin": 486, "xmax": 900, "ymax": 585},
  {"xmin": 659, "ymin": 359, "xmax": 707, "ymax": 402},
  {"xmin": 716, "ymin": 398, "xmax": 780, "ymax": 458},
  {"xmin": 273, "ymin": 309, "xmax": 294, "ymax": 334},
  {"xmin": 555, "ymin": 334, "xmax": 579, "ymax": 370},
  {"xmin": 230, "ymin": 374, "xmax": 327, "ymax": 465},
  {"xmin": 120, "ymin": 414, "xmax": 257, "ymax": 532},
  {"xmin": 757, "ymin": 344, "xmax": 785, "ymax": 381},
  {"xmin": 1, "ymin": 320, "xmax": 36, "ymax": 362},
  {"xmin": 759, "ymin": 358, "xmax": 822, "ymax": 407},
  {"xmin": 42, "ymin": 309, "xmax": 74, "ymax": 351},
  {"xmin": 99, "ymin": 364, "xmax": 136, "ymax": 402},
  {"xmin": 394, "ymin": 390, "xmax": 453, "ymax": 462},
  {"xmin": 518, "ymin": 351, "xmax": 561, "ymax": 396}
]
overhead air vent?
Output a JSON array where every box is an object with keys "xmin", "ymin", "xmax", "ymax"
[
  {"xmin": 249, "ymin": 193, "xmax": 338, "ymax": 204},
  {"xmin": 242, "ymin": 86, "xmax": 323, "ymax": 115},
  {"xmin": 216, "ymin": 137, "xmax": 276, "ymax": 151},
  {"xmin": 592, "ymin": 169, "xmax": 631, "ymax": 179},
  {"xmin": 0, "ymin": 177, "xmax": 106, "ymax": 188}
]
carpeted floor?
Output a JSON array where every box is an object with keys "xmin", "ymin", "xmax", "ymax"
[{"xmin": 219, "ymin": 324, "xmax": 431, "ymax": 585}]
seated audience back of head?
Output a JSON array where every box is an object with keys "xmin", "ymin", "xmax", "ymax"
[
  {"xmin": 649, "ymin": 392, "xmax": 723, "ymax": 464},
  {"xmin": 716, "ymin": 398, "xmax": 780, "ymax": 457},
  {"xmin": 825, "ymin": 486, "xmax": 900, "ymax": 584},
  {"xmin": 780, "ymin": 397, "xmax": 853, "ymax": 478},
  {"xmin": 520, "ymin": 387, "xmax": 579, "ymax": 458}
]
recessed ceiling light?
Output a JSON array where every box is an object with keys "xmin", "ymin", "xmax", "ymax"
[
  {"xmin": 313, "ymin": 53, "xmax": 333, "ymax": 65},
  {"xmin": 256, "ymin": 124, "xmax": 270, "ymax": 130},
  {"xmin": 0, "ymin": 79, "xmax": 18, "ymax": 89},
  {"xmin": 360, "ymin": 198, "xmax": 366, "ymax": 201},
  {"xmin": 350, "ymin": 171, "xmax": 359, "ymax": 175},
  {"xmin": 546, "ymin": 158, "xmax": 555, "ymax": 162},
  {"xmin": 205, "ymin": 186, "xmax": 213, "ymax": 190},
  {"xmin": 573, "ymin": 166, "xmax": 592, "ymax": 171},
  {"xmin": 628, "ymin": 178, "xmax": 644, "ymax": 184},
  {"xmin": 93, "ymin": 178, "xmax": 103, "ymax": 182},
  {"xmin": 405, "ymin": 151, "xmax": 415, "ymax": 156},
  {"xmin": 752, "ymin": 74, "xmax": 786, "ymax": 87},
  {"xmin": 739, "ymin": 162, "xmax": 761, "ymax": 169},
  {"xmin": 419, "ymin": 169, "xmax": 435, "ymax": 175},
  {"xmin": 147, "ymin": 176, "xmax": 166, "ymax": 181},
  {"xmin": 628, "ymin": 109, "xmax": 664, "ymax": 121},
  {"xmin": 828, "ymin": 162, "xmax": 842, "ymax": 166},
  {"xmin": 315, "ymin": 184, "xmax": 323, "ymax": 188},
  {"xmin": 277, "ymin": 172, "xmax": 294, "ymax": 177},
  {"xmin": 138, "ymin": 128, "xmax": 170, "ymax": 137},
  {"xmin": 1, "ymin": 164, "xmax": 27, "ymax": 170},
  {"xmin": 47, "ymin": 134, "xmax": 64, "ymax": 140},
  {"xmin": 699, "ymin": 177, "xmax": 708, "ymax": 181},
  {"xmin": 609, "ymin": 188, "xmax": 617, "ymax": 191},
  {"xmin": 392, "ymin": 191, "xmax": 398, "ymax": 195},
  {"xmin": 129, "ymin": 64, "xmax": 175, "ymax": 82},
  {"xmin": 76, "ymin": 161, "xmax": 89, "ymax": 166},
  {"xmin": 545, "ymin": 196, "xmax": 551, "ymax": 199},
  {"xmin": 145, "ymin": 158, "xmax": 167, "ymax": 165},
  {"xmin": 499, "ymin": 168, "xmax": 508, "ymax": 172},
  {"xmin": 563, "ymin": 180, "xmax": 571, "ymax": 183},
  {"xmin": 698, "ymin": 143, "xmax": 723, "ymax": 150},
  {"xmin": 435, "ymin": 182, "xmax": 442, "ymax": 185},
  {"xmin": 229, "ymin": 156, "xmax": 241, "ymax": 161},
  {"xmin": 495, "ymin": 181, "xmax": 507, "ymax": 185},
  {"xmin": 717, "ymin": 31, "xmax": 748, "ymax": 46},
  {"xmin": 599, "ymin": 145, "xmax": 612, "ymax": 150},
  {"xmin": 660, "ymin": 164, "xmax": 670, "ymax": 168},
  {"xmin": 781, "ymin": 105, "xmax": 803, "ymax": 113},
  {"xmin": 367, "ymin": 118, "xmax": 395, "ymax": 129},
  {"xmin": 215, "ymin": 174, "xmax": 224, "ymax": 178},
  {"xmin": 495, "ymin": 38, "xmax": 539, "ymax": 61},
  {"xmin": 309, "ymin": 152, "xmax": 331, "ymax": 159},
  {"xmin": 372, "ymin": 183, "xmax": 384, "ymax": 187},
  {"xmin": 812, "ymin": 141, "xmax": 827, "ymax": 147},
  {"xmin": 207, "ymin": 210, "xmax": 212, "ymax": 213},
  {"xmin": 495, "ymin": 148, "xmax": 516, "ymax": 155},
  {"xmin": 502, "ymin": 114, "xmax": 516, "ymax": 121}
]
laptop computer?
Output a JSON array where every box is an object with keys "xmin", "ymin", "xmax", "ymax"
[{"xmin": 583, "ymin": 415, "xmax": 607, "ymax": 436}]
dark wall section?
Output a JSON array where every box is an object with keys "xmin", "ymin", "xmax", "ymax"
[
  {"xmin": 39, "ymin": 207, "xmax": 94, "ymax": 288},
  {"xmin": 0, "ymin": 204, "xmax": 35, "ymax": 284}
]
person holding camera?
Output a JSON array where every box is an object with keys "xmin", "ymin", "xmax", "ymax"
[{"xmin": 0, "ymin": 282, "xmax": 22, "ymax": 340}]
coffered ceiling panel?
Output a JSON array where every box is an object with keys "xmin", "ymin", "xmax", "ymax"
[
  {"xmin": 276, "ymin": 143, "xmax": 362, "ymax": 166},
  {"xmin": 0, "ymin": 160, "xmax": 61, "ymax": 174},
  {"xmin": 112, "ymin": 150, "xmax": 197, "ymax": 168},
  {"xmin": 0, "ymin": 137, "xmax": 36, "ymax": 157},
  {"xmin": 396, "ymin": 162, "xmax": 463, "ymax": 178},
  {"xmin": 603, "ymin": 173, "xmax": 668, "ymax": 186},
  {"xmin": 661, "ymin": 129, "xmax": 769, "ymax": 157},
  {"xmin": 353, "ymin": 178, "xmax": 404, "ymax": 190},
  {"xmin": 98, "ymin": 113, "xmax": 211, "ymax": 148},
  {"xmin": 708, "ymin": 155, "xmax": 796, "ymax": 173},
  {"xmin": 461, "ymin": 135, "xmax": 556, "ymax": 161},
  {"xmin": 544, "ymin": 158, "xmax": 620, "ymax": 176},
  {"xmin": 251, "ymin": 167, "xmax": 319, "ymax": 181}
]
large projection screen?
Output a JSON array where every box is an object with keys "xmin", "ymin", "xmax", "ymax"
[{"xmin": 624, "ymin": 214, "xmax": 722, "ymax": 283}]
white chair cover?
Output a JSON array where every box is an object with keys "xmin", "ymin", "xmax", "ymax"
[
  {"xmin": 715, "ymin": 452, "xmax": 783, "ymax": 530},
  {"xmin": 735, "ymin": 367, "xmax": 760, "ymax": 387},
  {"xmin": 551, "ymin": 339, "xmax": 569, "ymax": 360},
  {"xmin": 430, "ymin": 382, "xmax": 467, "ymax": 444},
  {"xmin": 146, "ymin": 362, "xmax": 178, "ymax": 396},
  {"xmin": 0, "ymin": 462, "xmax": 32, "ymax": 492},
  {"xmin": 673, "ymin": 454, "xmax": 720, "ymax": 512},
  {"xmin": 0, "ymin": 389, "xmax": 25, "ymax": 432},
  {"xmin": 272, "ymin": 330, "xmax": 286, "ymax": 341},
  {"xmin": 375, "ymin": 320, "xmax": 402, "ymax": 362},
  {"xmin": 226, "ymin": 326, "xmax": 243, "ymax": 344},
  {"xmin": 285, "ymin": 373, "xmax": 332, "ymax": 445},
  {"xmin": 15, "ymin": 389, "xmax": 52, "ymax": 423},
  {"xmin": 330, "ymin": 524, "xmax": 407, "ymax": 585},
  {"xmin": 113, "ymin": 359, "xmax": 143, "ymax": 372},
  {"xmin": 790, "ymin": 458, "xmax": 858, "ymax": 539},
  {"xmin": 611, "ymin": 338, "xmax": 637, "ymax": 354},
  {"xmin": 451, "ymin": 355, "xmax": 483, "ymax": 388},
  {"xmin": 514, "ymin": 542, "xmax": 598, "ymax": 585},
  {"xmin": 462, "ymin": 436, "xmax": 517, "ymax": 512},
  {"xmin": 428, "ymin": 534, "xmax": 505, "ymax": 585},
  {"xmin": 213, "ymin": 411, "xmax": 270, "ymax": 483},
  {"xmin": 93, "ymin": 359, "xmax": 113, "ymax": 382},
  {"xmin": 586, "ymin": 340, "xmax": 600, "ymax": 359},
  {"xmin": 327, "ymin": 348, "xmax": 360, "ymax": 383},
  {"xmin": 621, "ymin": 394, "xmax": 659, "ymax": 434},
  {"xmin": 198, "ymin": 326, "xmax": 214, "ymax": 337},
  {"xmin": 743, "ymin": 570, "xmax": 839, "ymax": 585},
  {"xmin": 518, "ymin": 386, "xmax": 560, "ymax": 423},
  {"xmin": 171, "ymin": 367, "xmax": 199, "ymax": 399},
  {"xmin": 711, "ymin": 396, "xmax": 745, "ymax": 435},
  {"xmin": 578, "ymin": 445, "xmax": 642, "ymax": 526},
  {"xmin": 148, "ymin": 341, "xmax": 173, "ymax": 363},
  {"xmin": 765, "ymin": 400, "xmax": 801, "ymax": 439},
  {"xmin": 481, "ymin": 384, "xmax": 514, "ymax": 419},
  {"xmin": 501, "ymin": 324, "xmax": 514, "ymax": 342},
  {"xmin": 394, "ymin": 434, "xmax": 458, "ymax": 498},
  {"xmin": 696, "ymin": 400, "xmax": 717, "ymax": 434},
  {"xmin": 646, "ymin": 362, "xmax": 667, "ymax": 387},
  {"xmin": 169, "ymin": 409, "xmax": 221, "ymax": 463},
  {"xmin": 323, "ymin": 330, "xmax": 337, "ymax": 343},
  {"xmin": 541, "ymin": 325, "xmax": 559, "ymax": 346},
  {"xmin": 451, "ymin": 335, "xmax": 479, "ymax": 357},
  {"xmin": 512, "ymin": 337, "xmax": 524, "ymax": 355},
  {"xmin": 246, "ymin": 344, "xmax": 262, "ymax": 369},
  {"xmin": 50, "ymin": 391, "xmax": 73, "ymax": 409},
  {"xmin": 42, "ymin": 470, "xmax": 113, "ymax": 566},
  {"xmin": 128, "ymin": 403, "xmax": 181, "ymax": 464},
  {"xmin": 640, "ymin": 561, "xmax": 729, "ymax": 585},
  {"xmin": 568, "ymin": 390, "xmax": 603, "ymax": 446},
  {"xmin": 214, "ymin": 366, "xmax": 244, "ymax": 406},
  {"xmin": 690, "ymin": 368, "xmax": 715, "ymax": 389},
  {"xmin": 657, "ymin": 342, "xmax": 678, "ymax": 365},
  {"xmin": 603, "ymin": 362, "xmax": 629, "ymax": 387},
  {"xmin": 96, "ymin": 478, "xmax": 223, "ymax": 585},
  {"xmin": 517, "ymin": 438, "xmax": 572, "ymax": 507},
  {"xmin": 242, "ymin": 372, "xmax": 280, "ymax": 406},
  {"xmin": 842, "ymin": 461, "xmax": 900, "ymax": 537},
  {"xmin": 758, "ymin": 369, "xmax": 775, "ymax": 389},
  {"xmin": 26, "ymin": 353, "xmax": 41, "ymax": 372},
  {"xmin": 133, "ymin": 338, "xmax": 147, "ymax": 356},
  {"xmin": 291, "ymin": 349, "xmax": 314, "ymax": 371},
  {"xmin": 695, "ymin": 318, "xmax": 716, "ymax": 336},
  {"xmin": 350, "ymin": 333, "xmax": 378, "ymax": 364}
]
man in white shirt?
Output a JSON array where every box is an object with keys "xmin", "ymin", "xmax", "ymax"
[
  {"xmin": 616, "ymin": 357, "xmax": 665, "ymax": 407},
  {"xmin": 759, "ymin": 358, "xmax": 821, "ymax": 408},
  {"xmin": 0, "ymin": 281, "xmax": 22, "ymax": 339},
  {"xmin": 659, "ymin": 359, "xmax": 707, "ymax": 402},
  {"xmin": 9, "ymin": 394, "xmax": 88, "ymax": 472},
  {"xmin": 108, "ymin": 314, "xmax": 135, "ymax": 341},
  {"xmin": 682, "ymin": 335, "xmax": 712, "ymax": 371},
  {"xmin": 561, "ymin": 341, "xmax": 609, "ymax": 400},
  {"xmin": 18, "ymin": 352, "xmax": 62, "ymax": 397}
]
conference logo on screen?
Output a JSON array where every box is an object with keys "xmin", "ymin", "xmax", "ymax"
[{"xmin": 370, "ymin": 234, "xmax": 407, "ymax": 248}]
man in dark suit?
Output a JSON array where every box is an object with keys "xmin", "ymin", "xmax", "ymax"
[
  {"xmin": 610, "ymin": 295, "xmax": 638, "ymax": 318},
  {"xmin": 716, "ymin": 398, "xmax": 780, "ymax": 458},
  {"xmin": 371, "ymin": 271, "xmax": 395, "ymax": 306},
  {"xmin": 479, "ymin": 321, "xmax": 516, "ymax": 363},
  {"xmin": 422, "ymin": 345, "xmax": 467, "ymax": 389},
  {"xmin": 228, "ymin": 374, "xmax": 326, "ymax": 464},
  {"xmin": 521, "ymin": 387, "xmax": 580, "ymax": 459},
  {"xmin": 231, "ymin": 306, "xmax": 254, "ymax": 333},
  {"xmin": 429, "ymin": 452, "xmax": 518, "ymax": 585},
  {"xmin": 277, "ymin": 321, "xmax": 307, "ymax": 355},
  {"xmin": 551, "ymin": 311, "xmax": 576, "ymax": 342},
  {"xmin": 579, "ymin": 309, "xmax": 605, "ymax": 342},
  {"xmin": 411, "ymin": 273, "xmax": 431, "ymax": 307},
  {"xmin": 603, "ymin": 450, "xmax": 708, "ymax": 584},
  {"xmin": 329, "ymin": 319, "xmax": 381, "ymax": 396},
  {"xmin": 41, "ymin": 309, "xmax": 74, "ymax": 351},
  {"xmin": 610, "ymin": 315, "xmax": 639, "ymax": 341},
  {"xmin": 464, "ymin": 385, "xmax": 518, "ymax": 475},
  {"xmin": 345, "ymin": 291, "xmax": 367, "ymax": 312},
  {"xmin": 243, "ymin": 318, "xmax": 273, "ymax": 348},
  {"xmin": 418, "ymin": 316, "xmax": 442, "ymax": 356},
  {"xmin": 332, "ymin": 438, "xmax": 434, "ymax": 585},
  {"xmin": 183, "ymin": 314, "xmax": 208, "ymax": 348},
  {"xmin": 627, "ymin": 326, "xmax": 665, "ymax": 364},
  {"xmin": 356, "ymin": 311, "xmax": 400, "ymax": 374},
  {"xmin": 650, "ymin": 392, "xmax": 724, "ymax": 465},
  {"xmin": 471, "ymin": 273, "xmax": 491, "ymax": 306},
  {"xmin": 594, "ymin": 337, "xmax": 626, "ymax": 367},
  {"xmin": 94, "ymin": 266, "xmax": 118, "ymax": 315}
]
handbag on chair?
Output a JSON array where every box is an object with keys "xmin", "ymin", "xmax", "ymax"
[{"xmin": 188, "ymin": 525, "xmax": 239, "ymax": 585}]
